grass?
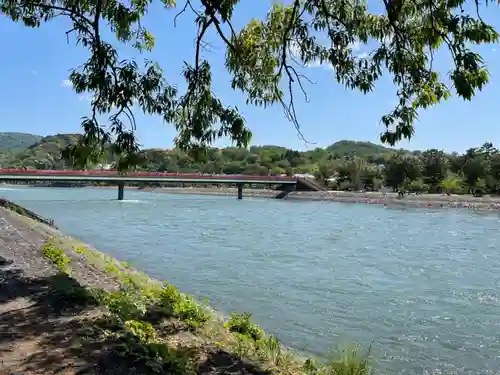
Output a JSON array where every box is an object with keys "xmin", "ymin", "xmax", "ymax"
[
  {"xmin": 41, "ymin": 237, "xmax": 375, "ymax": 375},
  {"xmin": 42, "ymin": 240, "xmax": 71, "ymax": 273}
]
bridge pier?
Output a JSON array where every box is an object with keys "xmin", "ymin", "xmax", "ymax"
[
  {"xmin": 237, "ymin": 183, "xmax": 243, "ymax": 200},
  {"xmin": 118, "ymin": 182, "xmax": 125, "ymax": 201}
]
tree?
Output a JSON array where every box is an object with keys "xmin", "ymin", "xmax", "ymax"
[
  {"xmin": 440, "ymin": 175, "xmax": 461, "ymax": 196},
  {"xmin": 460, "ymin": 144, "xmax": 497, "ymax": 194},
  {"xmin": 345, "ymin": 157, "xmax": 366, "ymax": 190},
  {"xmin": 383, "ymin": 154, "xmax": 421, "ymax": 192},
  {"xmin": 359, "ymin": 165, "xmax": 382, "ymax": 191},
  {"xmin": 1, "ymin": 0, "xmax": 498, "ymax": 168},
  {"xmin": 315, "ymin": 162, "xmax": 336, "ymax": 186},
  {"xmin": 421, "ymin": 149, "xmax": 448, "ymax": 189},
  {"xmin": 462, "ymin": 156, "xmax": 487, "ymax": 193},
  {"xmin": 488, "ymin": 154, "xmax": 500, "ymax": 193}
]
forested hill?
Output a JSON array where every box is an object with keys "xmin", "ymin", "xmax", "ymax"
[
  {"xmin": 0, "ymin": 132, "xmax": 42, "ymax": 152},
  {"xmin": 1, "ymin": 132, "xmax": 499, "ymax": 196},
  {"xmin": 0, "ymin": 133, "xmax": 406, "ymax": 172}
]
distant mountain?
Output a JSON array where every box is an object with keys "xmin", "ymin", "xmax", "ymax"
[
  {"xmin": 6, "ymin": 133, "xmax": 82, "ymax": 169},
  {"xmin": 326, "ymin": 140, "xmax": 411, "ymax": 158},
  {"xmin": 0, "ymin": 133, "xmax": 420, "ymax": 173},
  {"xmin": 0, "ymin": 132, "xmax": 42, "ymax": 152}
]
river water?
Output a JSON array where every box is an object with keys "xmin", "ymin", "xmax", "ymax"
[{"xmin": 1, "ymin": 186, "xmax": 500, "ymax": 375}]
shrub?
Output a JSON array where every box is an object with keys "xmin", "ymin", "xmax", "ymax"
[
  {"xmin": 101, "ymin": 289, "xmax": 149, "ymax": 321},
  {"xmin": 124, "ymin": 320, "xmax": 157, "ymax": 343},
  {"xmin": 225, "ymin": 312, "xmax": 264, "ymax": 341},
  {"xmin": 325, "ymin": 345, "xmax": 373, "ymax": 375},
  {"xmin": 157, "ymin": 283, "xmax": 211, "ymax": 330},
  {"xmin": 173, "ymin": 294, "xmax": 211, "ymax": 330}
]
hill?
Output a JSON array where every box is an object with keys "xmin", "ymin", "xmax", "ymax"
[
  {"xmin": 326, "ymin": 140, "xmax": 408, "ymax": 158},
  {"xmin": 0, "ymin": 132, "xmax": 42, "ymax": 152},
  {"xmin": 1, "ymin": 133, "xmax": 81, "ymax": 169},
  {"xmin": 1, "ymin": 135, "xmax": 409, "ymax": 173}
]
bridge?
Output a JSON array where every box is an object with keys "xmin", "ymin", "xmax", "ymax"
[{"xmin": 0, "ymin": 169, "xmax": 323, "ymax": 200}]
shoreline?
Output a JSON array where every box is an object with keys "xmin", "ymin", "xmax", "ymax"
[
  {"xmin": 4, "ymin": 182, "xmax": 500, "ymax": 211},
  {"xmin": 95, "ymin": 185, "xmax": 500, "ymax": 212}
]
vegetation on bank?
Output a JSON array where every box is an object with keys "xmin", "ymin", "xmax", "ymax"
[
  {"xmin": 41, "ymin": 237, "xmax": 373, "ymax": 375},
  {"xmin": 2, "ymin": 133, "xmax": 500, "ymax": 196}
]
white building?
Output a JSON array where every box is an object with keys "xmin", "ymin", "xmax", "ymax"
[{"xmin": 293, "ymin": 173, "xmax": 315, "ymax": 179}]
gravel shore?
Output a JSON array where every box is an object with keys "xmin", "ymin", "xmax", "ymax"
[{"xmin": 126, "ymin": 186, "xmax": 500, "ymax": 212}]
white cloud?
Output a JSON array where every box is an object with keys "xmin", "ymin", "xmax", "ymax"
[
  {"xmin": 79, "ymin": 94, "xmax": 93, "ymax": 103},
  {"xmin": 289, "ymin": 40, "xmax": 369, "ymax": 71},
  {"xmin": 61, "ymin": 79, "xmax": 73, "ymax": 88},
  {"xmin": 60, "ymin": 79, "xmax": 95, "ymax": 103}
]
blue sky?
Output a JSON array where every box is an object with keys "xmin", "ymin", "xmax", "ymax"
[{"xmin": 0, "ymin": 1, "xmax": 499, "ymax": 153}]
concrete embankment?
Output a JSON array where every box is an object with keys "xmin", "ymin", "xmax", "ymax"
[{"xmin": 0, "ymin": 197, "xmax": 57, "ymax": 228}]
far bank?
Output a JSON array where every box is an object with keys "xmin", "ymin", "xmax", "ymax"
[
  {"xmin": 90, "ymin": 185, "xmax": 500, "ymax": 211},
  {"xmin": 3, "ymin": 182, "xmax": 500, "ymax": 211}
]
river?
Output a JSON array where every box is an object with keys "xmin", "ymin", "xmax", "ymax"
[{"xmin": 1, "ymin": 186, "xmax": 499, "ymax": 374}]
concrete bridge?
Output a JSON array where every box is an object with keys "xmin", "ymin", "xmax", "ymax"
[{"xmin": 0, "ymin": 169, "xmax": 323, "ymax": 200}]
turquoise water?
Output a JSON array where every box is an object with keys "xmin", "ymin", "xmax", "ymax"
[{"xmin": 2, "ymin": 186, "xmax": 500, "ymax": 374}]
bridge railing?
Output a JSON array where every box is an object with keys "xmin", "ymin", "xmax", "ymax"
[{"xmin": 0, "ymin": 169, "xmax": 298, "ymax": 182}]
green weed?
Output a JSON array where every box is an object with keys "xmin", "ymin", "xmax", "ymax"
[
  {"xmin": 112, "ymin": 323, "xmax": 194, "ymax": 375},
  {"xmin": 43, "ymin": 240, "xmax": 71, "ymax": 273},
  {"xmin": 323, "ymin": 345, "xmax": 373, "ymax": 375},
  {"xmin": 256, "ymin": 335, "xmax": 282, "ymax": 363},
  {"xmin": 157, "ymin": 282, "xmax": 212, "ymax": 330},
  {"xmin": 124, "ymin": 320, "xmax": 157, "ymax": 343},
  {"xmin": 225, "ymin": 312, "xmax": 264, "ymax": 341},
  {"xmin": 100, "ymin": 289, "xmax": 149, "ymax": 321},
  {"xmin": 74, "ymin": 246, "xmax": 89, "ymax": 255},
  {"xmin": 233, "ymin": 332, "xmax": 255, "ymax": 358}
]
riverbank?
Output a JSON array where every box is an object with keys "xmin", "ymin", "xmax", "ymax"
[
  {"xmin": 0, "ymin": 205, "xmax": 372, "ymax": 375},
  {"xmin": 93, "ymin": 185, "xmax": 500, "ymax": 212}
]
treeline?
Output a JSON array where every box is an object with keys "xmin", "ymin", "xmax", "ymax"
[
  {"xmin": 2, "ymin": 133, "xmax": 500, "ymax": 195},
  {"xmin": 328, "ymin": 142, "xmax": 500, "ymax": 195},
  {"xmin": 136, "ymin": 142, "xmax": 500, "ymax": 196}
]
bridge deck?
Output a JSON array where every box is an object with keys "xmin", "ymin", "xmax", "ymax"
[{"xmin": 0, "ymin": 169, "xmax": 298, "ymax": 184}]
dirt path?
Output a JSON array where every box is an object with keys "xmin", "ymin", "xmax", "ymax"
[{"xmin": 0, "ymin": 209, "xmax": 106, "ymax": 374}]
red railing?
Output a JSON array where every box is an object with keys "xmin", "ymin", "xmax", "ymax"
[{"xmin": 0, "ymin": 169, "xmax": 297, "ymax": 182}]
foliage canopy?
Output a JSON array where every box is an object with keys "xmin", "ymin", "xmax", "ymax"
[{"xmin": 1, "ymin": 0, "xmax": 497, "ymax": 168}]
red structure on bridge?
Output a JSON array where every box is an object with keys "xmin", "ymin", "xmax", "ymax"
[
  {"xmin": 0, "ymin": 169, "xmax": 323, "ymax": 200},
  {"xmin": 0, "ymin": 169, "xmax": 298, "ymax": 183}
]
